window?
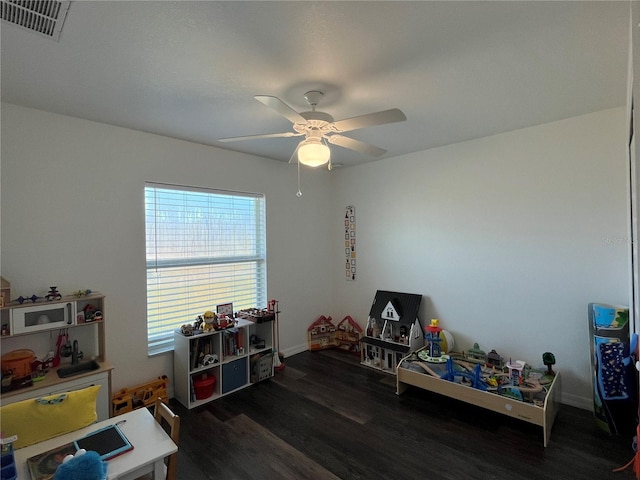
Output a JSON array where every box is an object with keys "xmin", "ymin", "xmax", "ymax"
[{"xmin": 145, "ymin": 183, "xmax": 266, "ymax": 355}]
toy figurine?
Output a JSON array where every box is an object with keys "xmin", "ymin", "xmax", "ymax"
[
  {"xmin": 424, "ymin": 319, "xmax": 443, "ymax": 359},
  {"xmin": 486, "ymin": 349, "xmax": 504, "ymax": 368},
  {"xmin": 45, "ymin": 287, "xmax": 62, "ymax": 301},
  {"xmin": 202, "ymin": 311, "xmax": 217, "ymax": 331},
  {"xmin": 542, "ymin": 352, "xmax": 556, "ymax": 376},
  {"xmin": 193, "ymin": 316, "xmax": 203, "ymax": 331}
]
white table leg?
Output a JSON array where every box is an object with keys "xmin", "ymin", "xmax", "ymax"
[{"xmin": 153, "ymin": 459, "xmax": 164, "ymax": 479}]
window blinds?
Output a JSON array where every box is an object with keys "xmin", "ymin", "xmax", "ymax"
[{"xmin": 145, "ymin": 183, "xmax": 266, "ymax": 355}]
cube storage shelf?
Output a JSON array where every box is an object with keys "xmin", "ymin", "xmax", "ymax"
[{"xmin": 173, "ymin": 318, "xmax": 274, "ymax": 409}]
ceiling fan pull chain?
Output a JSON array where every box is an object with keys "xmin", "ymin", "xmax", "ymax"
[{"xmin": 288, "ymin": 145, "xmax": 302, "ymax": 197}]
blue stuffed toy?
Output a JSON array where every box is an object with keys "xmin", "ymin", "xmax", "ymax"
[{"xmin": 53, "ymin": 449, "xmax": 107, "ymax": 480}]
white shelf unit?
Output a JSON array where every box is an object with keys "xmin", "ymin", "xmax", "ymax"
[
  {"xmin": 0, "ymin": 294, "xmax": 112, "ymax": 421},
  {"xmin": 173, "ymin": 318, "xmax": 274, "ymax": 409}
]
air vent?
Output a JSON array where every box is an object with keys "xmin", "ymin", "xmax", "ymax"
[{"xmin": 1, "ymin": 0, "xmax": 70, "ymax": 41}]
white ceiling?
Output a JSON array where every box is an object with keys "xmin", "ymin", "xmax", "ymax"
[{"xmin": 0, "ymin": 1, "xmax": 630, "ymax": 168}]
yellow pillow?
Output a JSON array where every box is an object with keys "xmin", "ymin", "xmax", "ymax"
[{"xmin": 1, "ymin": 384, "xmax": 100, "ymax": 448}]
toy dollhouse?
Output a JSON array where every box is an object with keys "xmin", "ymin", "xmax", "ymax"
[
  {"xmin": 307, "ymin": 315, "xmax": 338, "ymax": 351},
  {"xmin": 361, "ymin": 290, "xmax": 423, "ymax": 374},
  {"xmin": 335, "ymin": 315, "xmax": 363, "ymax": 355}
]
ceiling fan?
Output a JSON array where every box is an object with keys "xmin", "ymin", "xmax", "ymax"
[{"xmin": 219, "ymin": 91, "xmax": 407, "ymax": 170}]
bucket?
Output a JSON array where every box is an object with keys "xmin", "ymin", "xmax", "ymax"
[
  {"xmin": 193, "ymin": 375, "xmax": 216, "ymax": 400},
  {"xmin": 1, "ymin": 349, "xmax": 35, "ymax": 378}
]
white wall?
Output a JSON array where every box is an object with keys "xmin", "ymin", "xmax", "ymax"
[
  {"xmin": 1, "ymin": 103, "xmax": 629, "ymax": 409},
  {"xmin": 0, "ymin": 103, "xmax": 332, "ymax": 392},
  {"xmin": 330, "ymin": 107, "xmax": 629, "ymax": 409}
]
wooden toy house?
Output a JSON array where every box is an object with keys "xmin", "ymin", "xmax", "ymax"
[
  {"xmin": 361, "ymin": 290, "xmax": 423, "ymax": 374},
  {"xmin": 335, "ymin": 315, "xmax": 363, "ymax": 355},
  {"xmin": 307, "ymin": 315, "xmax": 338, "ymax": 351}
]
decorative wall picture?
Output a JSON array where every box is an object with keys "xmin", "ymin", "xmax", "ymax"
[
  {"xmin": 216, "ymin": 303, "xmax": 233, "ymax": 317},
  {"xmin": 345, "ymin": 205, "xmax": 356, "ymax": 280}
]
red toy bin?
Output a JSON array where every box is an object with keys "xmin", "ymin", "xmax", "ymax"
[{"xmin": 193, "ymin": 374, "xmax": 216, "ymax": 400}]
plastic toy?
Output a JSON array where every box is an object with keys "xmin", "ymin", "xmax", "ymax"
[
  {"xmin": 466, "ymin": 343, "xmax": 487, "ymax": 364},
  {"xmin": 542, "ymin": 352, "xmax": 556, "ymax": 376},
  {"xmin": 439, "ymin": 357, "xmax": 487, "ymax": 390},
  {"xmin": 73, "ymin": 289, "xmax": 92, "ymax": 297},
  {"xmin": 45, "ymin": 287, "xmax": 62, "ymax": 301},
  {"xmin": 486, "ymin": 349, "xmax": 504, "ymax": 368},
  {"xmin": 506, "ymin": 358, "xmax": 526, "ymax": 386},
  {"xmin": 421, "ymin": 319, "xmax": 448, "ymax": 363},
  {"xmin": 498, "ymin": 385, "xmax": 524, "ymax": 402},
  {"xmin": 83, "ymin": 304, "xmax": 98, "ymax": 321},
  {"xmin": 13, "ymin": 295, "xmax": 39, "ymax": 304},
  {"xmin": 202, "ymin": 353, "xmax": 218, "ymax": 366},
  {"xmin": 202, "ymin": 311, "xmax": 217, "ymax": 331}
]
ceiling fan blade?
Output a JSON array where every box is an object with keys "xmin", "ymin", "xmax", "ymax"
[
  {"xmin": 219, "ymin": 132, "xmax": 301, "ymax": 143},
  {"xmin": 332, "ymin": 108, "xmax": 406, "ymax": 133},
  {"xmin": 328, "ymin": 135, "xmax": 387, "ymax": 157},
  {"xmin": 255, "ymin": 95, "xmax": 308, "ymax": 125}
]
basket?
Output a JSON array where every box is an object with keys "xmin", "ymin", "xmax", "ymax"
[
  {"xmin": 193, "ymin": 375, "xmax": 216, "ymax": 400},
  {"xmin": 251, "ymin": 352, "xmax": 273, "ymax": 383}
]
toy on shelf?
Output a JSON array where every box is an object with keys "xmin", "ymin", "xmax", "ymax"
[
  {"xmin": 13, "ymin": 295, "xmax": 40, "ymax": 305},
  {"xmin": 202, "ymin": 311, "xmax": 217, "ymax": 332},
  {"xmin": 83, "ymin": 304, "xmax": 100, "ymax": 322},
  {"xmin": 237, "ymin": 307, "xmax": 275, "ymax": 324},
  {"xmin": 45, "ymin": 287, "xmax": 62, "ymax": 301}
]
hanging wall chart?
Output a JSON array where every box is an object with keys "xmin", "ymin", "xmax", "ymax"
[{"xmin": 345, "ymin": 206, "xmax": 356, "ymax": 280}]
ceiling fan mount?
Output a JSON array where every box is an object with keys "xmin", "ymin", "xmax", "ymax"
[
  {"xmin": 294, "ymin": 91, "xmax": 334, "ymax": 134},
  {"xmin": 219, "ymin": 90, "xmax": 407, "ymax": 167}
]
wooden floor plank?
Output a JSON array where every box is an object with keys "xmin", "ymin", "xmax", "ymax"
[{"xmin": 171, "ymin": 350, "xmax": 635, "ymax": 480}]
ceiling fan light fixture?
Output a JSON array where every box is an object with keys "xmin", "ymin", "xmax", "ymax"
[{"xmin": 298, "ymin": 138, "xmax": 330, "ymax": 167}]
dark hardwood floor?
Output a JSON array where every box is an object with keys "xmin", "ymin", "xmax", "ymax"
[{"xmin": 170, "ymin": 350, "xmax": 636, "ymax": 480}]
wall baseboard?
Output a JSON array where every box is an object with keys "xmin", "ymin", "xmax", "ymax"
[
  {"xmin": 560, "ymin": 391, "xmax": 592, "ymax": 411},
  {"xmin": 280, "ymin": 343, "xmax": 309, "ymax": 359}
]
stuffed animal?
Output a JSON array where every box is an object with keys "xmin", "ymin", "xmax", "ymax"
[
  {"xmin": 53, "ymin": 449, "xmax": 107, "ymax": 480},
  {"xmin": 202, "ymin": 311, "xmax": 217, "ymax": 331}
]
